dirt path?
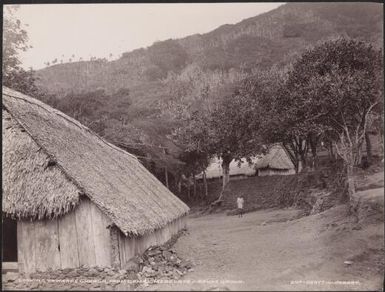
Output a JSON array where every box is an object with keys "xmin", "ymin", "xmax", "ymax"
[{"xmin": 145, "ymin": 205, "xmax": 384, "ymax": 291}]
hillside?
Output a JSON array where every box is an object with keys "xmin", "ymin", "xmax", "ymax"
[
  {"xmin": 36, "ymin": 3, "xmax": 383, "ymax": 96},
  {"xmin": 34, "ymin": 2, "xmax": 383, "ymax": 179}
]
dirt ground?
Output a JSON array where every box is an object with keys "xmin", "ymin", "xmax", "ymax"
[
  {"xmin": 3, "ymin": 171, "xmax": 383, "ymax": 291},
  {"xmin": 145, "ymin": 203, "xmax": 384, "ymax": 291}
]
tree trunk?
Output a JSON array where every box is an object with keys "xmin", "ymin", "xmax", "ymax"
[
  {"xmin": 365, "ymin": 132, "xmax": 372, "ymax": 165},
  {"xmin": 221, "ymin": 153, "xmax": 232, "ymax": 190},
  {"xmin": 203, "ymin": 171, "xmax": 208, "ymax": 198},
  {"xmin": 346, "ymin": 163, "xmax": 356, "ymax": 197},
  {"xmin": 346, "ymin": 163, "xmax": 359, "ymax": 217},
  {"xmin": 335, "ymin": 133, "xmax": 357, "ymax": 212},
  {"xmin": 300, "ymin": 152, "xmax": 307, "ymax": 172},
  {"xmin": 222, "ymin": 160, "xmax": 230, "ymax": 189},
  {"xmin": 329, "ymin": 141, "xmax": 335, "ymax": 161},
  {"xmin": 297, "ymin": 138, "xmax": 308, "ymax": 172},
  {"xmin": 283, "ymin": 143, "xmax": 299, "ymax": 173},
  {"xmin": 222, "ymin": 163, "xmax": 230, "ymax": 189},
  {"xmin": 380, "ymin": 111, "xmax": 384, "ymax": 158},
  {"xmin": 294, "ymin": 153, "xmax": 300, "ymax": 173},
  {"xmin": 164, "ymin": 168, "xmax": 169, "ymax": 189},
  {"xmin": 193, "ymin": 172, "xmax": 197, "ymax": 199},
  {"xmin": 187, "ymin": 176, "xmax": 191, "ymax": 201},
  {"xmin": 309, "ymin": 135, "xmax": 318, "ymax": 170}
]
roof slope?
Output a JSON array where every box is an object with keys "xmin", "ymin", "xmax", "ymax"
[
  {"xmin": 2, "ymin": 87, "xmax": 189, "ymax": 236},
  {"xmin": 254, "ymin": 144, "xmax": 294, "ymax": 170}
]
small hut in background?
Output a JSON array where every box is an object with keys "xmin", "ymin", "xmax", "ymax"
[
  {"xmin": 254, "ymin": 144, "xmax": 296, "ymax": 176},
  {"xmin": 2, "ymin": 87, "xmax": 189, "ymax": 273},
  {"xmin": 196, "ymin": 157, "xmax": 259, "ymax": 181}
]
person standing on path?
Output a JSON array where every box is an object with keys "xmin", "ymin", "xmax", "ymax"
[{"xmin": 237, "ymin": 196, "xmax": 244, "ymax": 218}]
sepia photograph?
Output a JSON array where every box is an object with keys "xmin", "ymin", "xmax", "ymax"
[{"xmin": 2, "ymin": 1, "xmax": 384, "ymax": 291}]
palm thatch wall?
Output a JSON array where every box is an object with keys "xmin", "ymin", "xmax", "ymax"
[{"xmin": 2, "ymin": 87, "xmax": 189, "ymax": 236}]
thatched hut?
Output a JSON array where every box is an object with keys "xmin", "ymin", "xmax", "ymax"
[
  {"xmin": 254, "ymin": 144, "xmax": 296, "ymax": 176},
  {"xmin": 2, "ymin": 87, "xmax": 189, "ymax": 273},
  {"xmin": 196, "ymin": 157, "xmax": 259, "ymax": 181}
]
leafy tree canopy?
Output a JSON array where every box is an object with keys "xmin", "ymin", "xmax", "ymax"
[{"xmin": 3, "ymin": 6, "xmax": 39, "ymax": 96}]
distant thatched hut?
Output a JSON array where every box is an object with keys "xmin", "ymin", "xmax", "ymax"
[
  {"xmin": 254, "ymin": 144, "xmax": 296, "ymax": 176},
  {"xmin": 2, "ymin": 87, "xmax": 189, "ymax": 273},
  {"xmin": 196, "ymin": 157, "xmax": 259, "ymax": 181}
]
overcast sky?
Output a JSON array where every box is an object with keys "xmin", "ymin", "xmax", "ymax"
[{"xmin": 7, "ymin": 3, "xmax": 284, "ymax": 70}]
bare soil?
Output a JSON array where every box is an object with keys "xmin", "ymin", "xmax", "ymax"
[{"xmin": 145, "ymin": 202, "xmax": 384, "ymax": 291}]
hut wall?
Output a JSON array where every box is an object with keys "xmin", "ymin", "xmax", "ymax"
[
  {"xmin": 17, "ymin": 199, "xmax": 112, "ymax": 273},
  {"xmin": 258, "ymin": 168, "xmax": 295, "ymax": 176},
  {"xmin": 117, "ymin": 216, "xmax": 187, "ymax": 269}
]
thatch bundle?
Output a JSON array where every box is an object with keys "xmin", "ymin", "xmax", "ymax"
[
  {"xmin": 254, "ymin": 144, "xmax": 295, "ymax": 170},
  {"xmin": 2, "ymin": 87, "xmax": 189, "ymax": 236}
]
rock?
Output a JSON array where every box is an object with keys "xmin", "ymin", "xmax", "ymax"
[
  {"xmin": 261, "ymin": 221, "xmax": 267, "ymax": 226},
  {"xmin": 96, "ymin": 266, "xmax": 105, "ymax": 272},
  {"xmin": 142, "ymin": 266, "xmax": 154, "ymax": 274},
  {"xmin": 87, "ymin": 267, "xmax": 98, "ymax": 277},
  {"xmin": 4, "ymin": 272, "xmax": 19, "ymax": 282},
  {"xmin": 147, "ymin": 249, "xmax": 161, "ymax": 257},
  {"xmin": 162, "ymin": 250, "xmax": 173, "ymax": 260},
  {"xmin": 180, "ymin": 260, "xmax": 192, "ymax": 269},
  {"xmin": 68, "ymin": 270, "xmax": 78, "ymax": 278},
  {"xmin": 344, "ymin": 260, "xmax": 353, "ymax": 265}
]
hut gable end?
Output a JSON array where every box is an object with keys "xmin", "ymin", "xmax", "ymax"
[{"xmin": 255, "ymin": 144, "xmax": 295, "ymax": 171}]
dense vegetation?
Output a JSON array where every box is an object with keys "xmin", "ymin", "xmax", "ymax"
[
  {"xmin": 3, "ymin": 3, "xmax": 383, "ymax": 204},
  {"xmin": 178, "ymin": 38, "xmax": 382, "ymax": 207}
]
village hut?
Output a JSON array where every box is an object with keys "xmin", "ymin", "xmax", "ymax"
[
  {"xmin": 195, "ymin": 157, "xmax": 259, "ymax": 181},
  {"xmin": 254, "ymin": 144, "xmax": 296, "ymax": 176},
  {"xmin": 2, "ymin": 87, "xmax": 190, "ymax": 273}
]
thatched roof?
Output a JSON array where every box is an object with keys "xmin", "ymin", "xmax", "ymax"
[
  {"xmin": 2, "ymin": 87, "xmax": 189, "ymax": 236},
  {"xmin": 254, "ymin": 144, "xmax": 295, "ymax": 170}
]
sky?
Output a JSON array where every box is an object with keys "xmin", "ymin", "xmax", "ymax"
[{"xmin": 6, "ymin": 3, "xmax": 284, "ymax": 70}]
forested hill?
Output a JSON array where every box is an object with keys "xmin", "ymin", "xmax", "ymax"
[
  {"xmin": 34, "ymin": 2, "xmax": 383, "ymax": 181},
  {"xmin": 36, "ymin": 2, "xmax": 382, "ymax": 97}
]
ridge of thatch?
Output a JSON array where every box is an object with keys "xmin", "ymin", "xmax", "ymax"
[
  {"xmin": 254, "ymin": 143, "xmax": 295, "ymax": 170},
  {"xmin": 2, "ymin": 87, "xmax": 189, "ymax": 236}
]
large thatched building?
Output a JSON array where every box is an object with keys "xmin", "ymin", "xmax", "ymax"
[
  {"xmin": 254, "ymin": 144, "xmax": 296, "ymax": 176},
  {"xmin": 2, "ymin": 87, "xmax": 189, "ymax": 273}
]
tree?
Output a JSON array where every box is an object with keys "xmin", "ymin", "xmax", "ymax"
[
  {"xmin": 264, "ymin": 90, "xmax": 325, "ymax": 173},
  {"xmin": 206, "ymin": 77, "xmax": 270, "ymax": 189},
  {"xmin": 3, "ymin": 6, "xmax": 39, "ymax": 96},
  {"xmin": 172, "ymin": 68, "xmax": 281, "ymax": 196},
  {"xmin": 285, "ymin": 38, "xmax": 383, "ymax": 201},
  {"xmin": 172, "ymin": 110, "xmax": 212, "ymax": 194}
]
